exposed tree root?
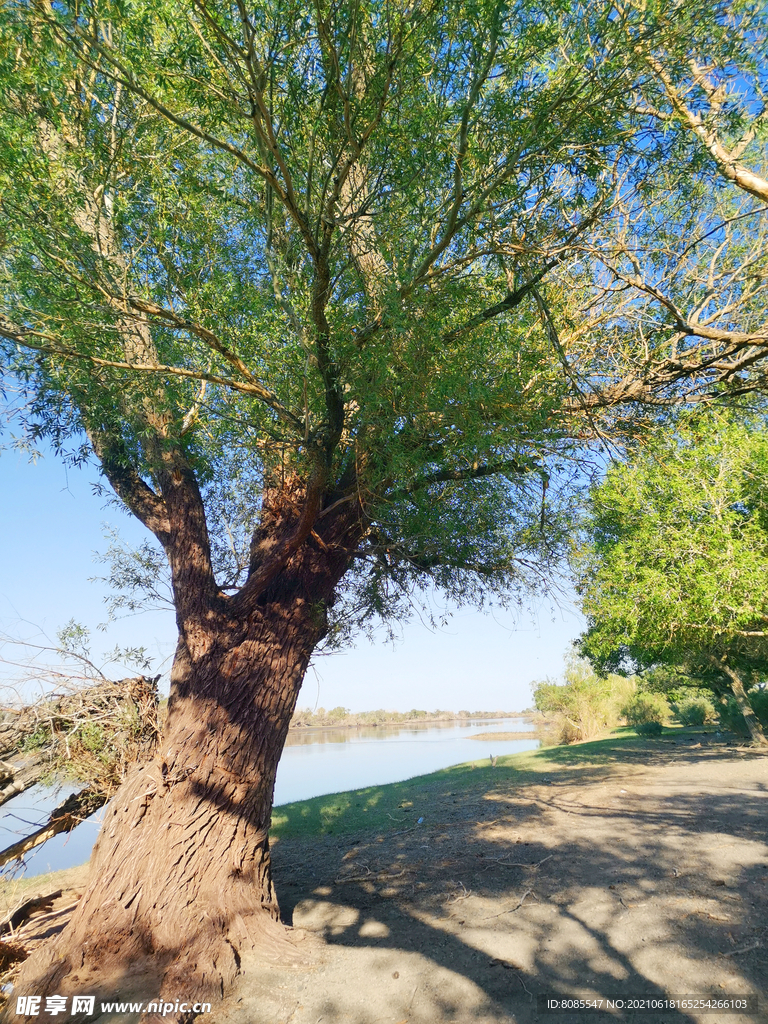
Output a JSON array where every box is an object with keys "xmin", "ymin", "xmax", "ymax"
[{"xmin": 8, "ymin": 902, "xmax": 306, "ymax": 1024}]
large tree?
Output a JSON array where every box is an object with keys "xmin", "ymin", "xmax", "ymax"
[
  {"xmin": 576, "ymin": 410, "xmax": 768, "ymax": 746},
  {"xmin": 1, "ymin": 0, "xmax": 767, "ymax": 1013}
]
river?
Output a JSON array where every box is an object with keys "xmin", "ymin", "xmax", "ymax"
[{"xmin": 1, "ymin": 716, "xmax": 538, "ymax": 878}]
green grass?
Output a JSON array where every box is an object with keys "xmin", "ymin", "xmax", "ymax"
[
  {"xmin": 271, "ymin": 757, "xmax": 500, "ymax": 840},
  {"xmin": 270, "ymin": 725, "xmax": 710, "ymax": 841}
]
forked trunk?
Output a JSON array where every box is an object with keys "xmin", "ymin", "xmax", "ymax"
[{"xmin": 10, "ymin": 592, "xmax": 330, "ymax": 1019}]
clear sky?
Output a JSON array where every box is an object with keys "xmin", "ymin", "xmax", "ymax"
[{"xmin": 0, "ymin": 442, "xmax": 584, "ymax": 711}]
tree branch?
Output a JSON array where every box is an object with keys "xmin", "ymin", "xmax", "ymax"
[
  {"xmin": 44, "ymin": 10, "xmax": 321, "ymax": 259},
  {"xmin": 388, "ymin": 458, "xmax": 536, "ymax": 503},
  {"xmin": 121, "ymin": 297, "xmax": 307, "ymax": 433},
  {"xmin": 643, "ymin": 53, "xmax": 768, "ymax": 203},
  {"xmin": 83, "ymin": 425, "xmax": 171, "ymax": 545},
  {"xmin": 442, "ymin": 258, "xmax": 565, "ymax": 343},
  {"xmin": 1, "ymin": 322, "xmax": 305, "ymax": 435}
]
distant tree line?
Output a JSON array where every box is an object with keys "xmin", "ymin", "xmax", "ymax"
[{"xmin": 289, "ymin": 707, "xmax": 517, "ymax": 728}]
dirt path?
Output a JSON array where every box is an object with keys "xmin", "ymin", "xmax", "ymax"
[{"xmin": 226, "ymin": 744, "xmax": 768, "ymax": 1024}]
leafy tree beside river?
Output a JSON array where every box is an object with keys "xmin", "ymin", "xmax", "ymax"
[
  {"xmin": 576, "ymin": 411, "xmax": 768, "ymax": 747},
  {"xmin": 531, "ymin": 655, "xmax": 635, "ymax": 744}
]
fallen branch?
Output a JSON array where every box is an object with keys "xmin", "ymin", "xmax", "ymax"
[
  {"xmin": 0, "ymin": 789, "xmax": 106, "ymax": 869},
  {"xmin": 0, "ymin": 757, "xmax": 45, "ymax": 809},
  {"xmin": 334, "ymin": 867, "xmax": 408, "ymax": 885},
  {"xmin": 0, "ymin": 891, "xmax": 62, "ymax": 937},
  {"xmin": 0, "ymin": 675, "xmax": 160, "ymax": 871},
  {"xmin": 722, "ymin": 939, "xmax": 763, "ymax": 957},
  {"xmin": 488, "ymin": 959, "xmax": 533, "ymax": 998},
  {"xmin": 12, "ymin": 900, "xmax": 81, "ymax": 937},
  {"xmin": 484, "ymin": 853, "xmax": 554, "ymax": 870},
  {"xmin": 446, "ymin": 882, "xmax": 472, "ymax": 904},
  {"xmin": 0, "ymin": 676, "xmax": 160, "ymax": 800}
]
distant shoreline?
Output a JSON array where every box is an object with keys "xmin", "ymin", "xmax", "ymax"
[{"xmin": 288, "ymin": 710, "xmax": 539, "ymax": 732}]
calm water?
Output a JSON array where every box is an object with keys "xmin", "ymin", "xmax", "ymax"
[{"xmin": 2, "ymin": 717, "xmax": 538, "ymax": 877}]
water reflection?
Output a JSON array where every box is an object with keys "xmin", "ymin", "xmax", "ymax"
[{"xmin": 284, "ymin": 716, "xmax": 530, "ymax": 746}]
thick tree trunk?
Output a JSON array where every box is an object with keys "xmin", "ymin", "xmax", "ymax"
[{"xmin": 10, "ymin": 589, "xmax": 332, "ymax": 1019}]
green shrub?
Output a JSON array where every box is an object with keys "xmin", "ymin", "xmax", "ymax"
[
  {"xmin": 635, "ymin": 720, "xmax": 663, "ymax": 736},
  {"xmin": 623, "ymin": 692, "xmax": 670, "ymax": 734},
  {"xmin": 22, "ymin": 727, "xmax": 50, "ymax": 753},
  {"xmin": 79, "ymin": 723, "xmax": 107, "ymax": 754},
  {"xmin": 532, "ymin": 655, "xmax": 636, "ymax": 744},
  {"xmin": 676, "ymin": 695, "xmax": 717, "ymax": 726}
]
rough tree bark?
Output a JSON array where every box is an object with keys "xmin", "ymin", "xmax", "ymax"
[{"xmin": 10, "ymin": 482, "xmax": 363, "ymax": 1021}]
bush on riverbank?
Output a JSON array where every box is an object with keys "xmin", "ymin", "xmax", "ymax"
[
  {"xmin": 531, "ymin": 656, "xmax": 635, "ymax": 744},
  {"xmin": 676, "ymin": 694, "xmax": 717, "ymax": 726},
  {"xmin": 623, "ymin": 692, "xmax": 672, "ymax": 736}
]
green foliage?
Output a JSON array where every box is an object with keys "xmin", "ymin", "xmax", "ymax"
[
  {"xmin": 57, "ymin": 621, "xmax": 92, "ymax": 659},
  {"xmin": 1, "ymin": 0, "xmax": 766, "ymax": 647},
  {"xmin": 21, "ymin": 727, "xmax": 49, "ymax": 753},
  {"xmin": 577, "ymin": 410, "xmax": 768, "ymax": 688},
  {"xmin": 78, "ymin": 723, "xmax": 107, "ymax": 756},
  {"xmin": 751, "ymin": 690, "xmax": 768, "ymax": 725},
  {"xmin": 635, "ymin": 721, "xmax": 662, "ymax": 737},
  {"xmin": 623, "ymin": 692, "xmax": 671, "ymax": 736},
  {"xmin": 0, "ymin": 0, "xmax": 614, "ymax": 628},
  {"xmin": 91, "ymin": 528, "xmax": 173, "ymax": 620},
  {"xmin": 636, "ymin": 668, "xmax": 715, "ymax": 707},
  {"xmin": 532, "ymin": 654, "xmax": 635, "ymax": 743},
  {"xmin": 676, "ymin": 695, "xmax": 717, "ymax": 727}
]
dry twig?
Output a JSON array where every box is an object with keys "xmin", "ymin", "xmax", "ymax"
[{"xmin": 484, "ymin": 889, "xmax": 539, "ymax": 919}]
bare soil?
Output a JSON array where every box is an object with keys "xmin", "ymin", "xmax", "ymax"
[
  {"xmin": 3, "ymin": 741, "xmax": 767, "ymax": 1024},
  {"xmin": 236, "ymin": 742, "xmax": 768, "ymax": 1024}
]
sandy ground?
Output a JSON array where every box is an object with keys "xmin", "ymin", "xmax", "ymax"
[
  {"xmin": 231, "ymin": 743, "xmax": 768, "ymax": 1024},
  {"xmin": 3, "ymin": 742, "xmax": 767, "ymax": 1024}
]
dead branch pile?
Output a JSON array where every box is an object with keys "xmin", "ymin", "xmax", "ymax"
[{"xmin": 0, "ymin": 677, "xmax": 161, "ymax": 867}]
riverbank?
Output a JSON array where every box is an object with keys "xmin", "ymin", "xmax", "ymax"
[{"xmin": 2, "ymin": 727, "xmax": 766, "ymax": 1023}]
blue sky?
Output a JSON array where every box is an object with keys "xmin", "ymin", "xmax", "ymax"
[{"xmin": 0, "ymin": 444, "xmax": 583, "ymax": 711}]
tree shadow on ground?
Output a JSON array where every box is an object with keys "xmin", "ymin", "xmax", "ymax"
[{"xmin": 268, "ymin": 744, "xmax": 767, "ymax": 1024}]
